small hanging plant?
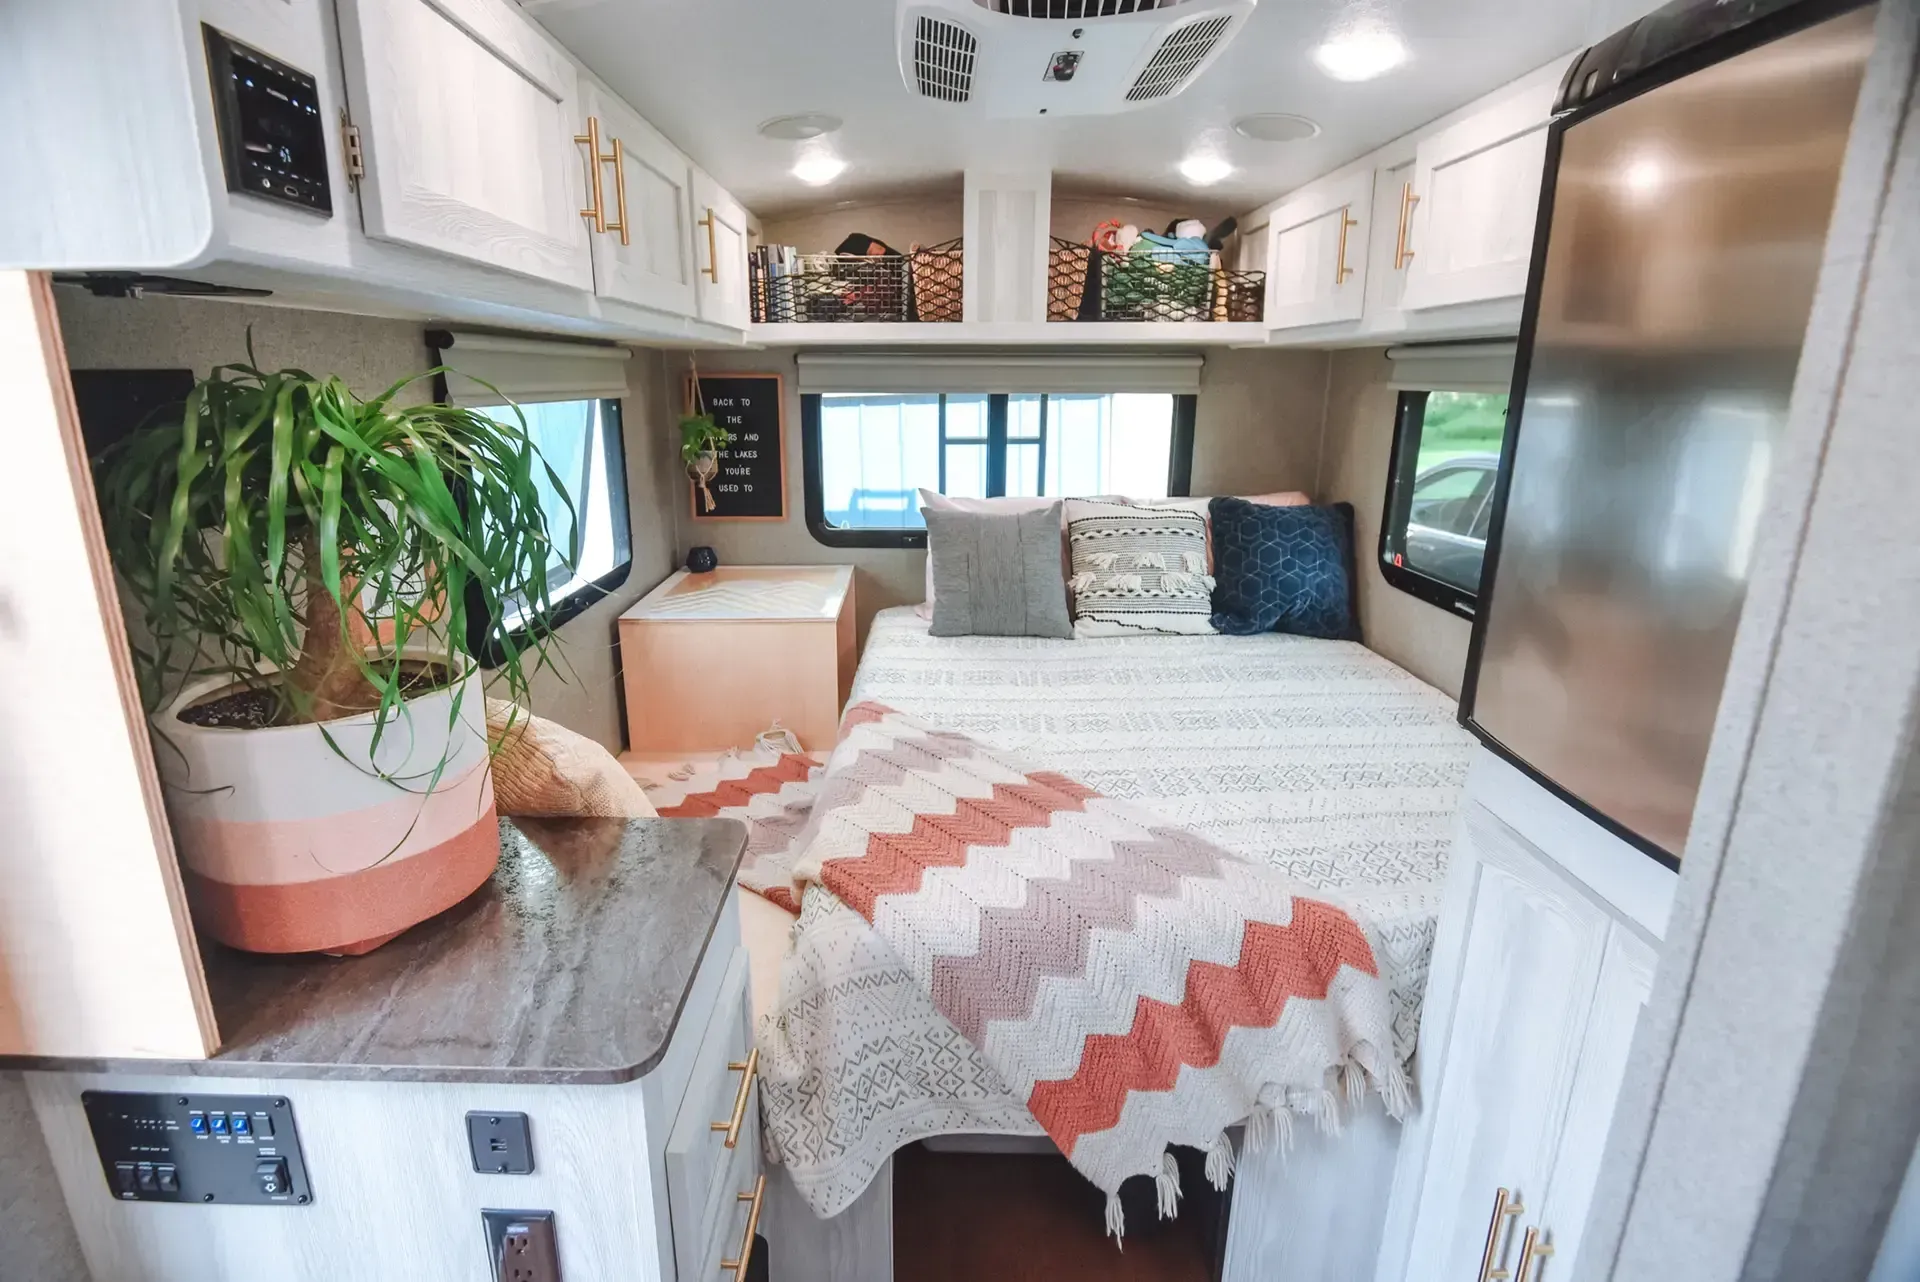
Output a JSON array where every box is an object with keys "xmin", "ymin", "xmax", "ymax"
[{"xmin": 682, "ymin": 360, "xmax": 735, "ymax": 513}]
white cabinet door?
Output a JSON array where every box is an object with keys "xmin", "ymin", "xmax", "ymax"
[
  {"xmin": 1265, "ymin": 170, "xmax": 1373, "ymax": 329},
  {"xmin": 1396, "ymin": 803, "xmax": 1613, "ymax": 1282},
  {"xmin": 577, "ymin": 84, "xmax": 698, "ymax": 317},
  {"xmin": 1365, "ymin": 159, "xmax": 1419, "ymax": 319},
  {"xmin": 336, "ymin": 0, "xmax": 592, "ymax": 289},
  {"xmin": 690, "ymin": 169, "xmax": 751, "ymax": 329},
  {"xmin": 1522, "ymin": 922, "xmax": 1658, "ymax": 1281},
  {"xmin": 1399, "ymin": 75, "xmax": 1558, "ymax": 310}
]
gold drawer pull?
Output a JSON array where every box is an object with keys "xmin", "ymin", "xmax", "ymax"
[
  {"xmin": 1515, "ymin": 1227, "xmax": 1553, "ymax": 1282},
  {"xmin": 711, "ymin": 1047, "xmax": 758, "ymax": 1149},
  {"xmin": 1394, "ymin": 182, "xmax": 1420, "ymax": 269},
  {"xmin": 1478, "ymin": 1187, "xmax": 1524, "ymax": 1282},
  {"xmin": 719, "ymin": 1173, "xmax": 766, "ymax": 1282},
  {"xmin": 1334, "ymin": 204, "xmax": 1359, "ymax": 285},
  {"xmin": 574, "ymin": 116, "xmax": 607, "ymax": 234},
  {"xmin": 699, "ymin": 207, "xmax": 721, "ymax": 282}
]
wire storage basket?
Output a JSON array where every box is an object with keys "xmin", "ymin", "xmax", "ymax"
[
  {"xmin": 751, "ymin": 239, "xmax": 964, "ymax": 323},
  {"xmin": 1046, "ymin": 237, "xmax": 1265, "ymax": 323}
]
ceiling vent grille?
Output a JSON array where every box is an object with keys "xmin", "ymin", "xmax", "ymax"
[
  {"xmin": 913, "ymin": 15, "xmax": 979, "ymax": 102},
  {"xmin": 1126, "ymin": 14, "xmax": 1233, "ymax": 100},
  {"xmin": 973, "ymin": 0, "xmax": 1194, "ymax": 16}
]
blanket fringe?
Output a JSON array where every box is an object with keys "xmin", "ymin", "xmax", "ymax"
[
  {"xmin": 1204, "ymin": 1132, "xmax": 1235, "ymax": 1191},
  {"xmin": 1105, "ymin": 1192, "xmax": 1126, "ymax": 1242},
  {"xmin": 1156, "ymin": 1152, "xmax": 1182, "ymax": 1220}
]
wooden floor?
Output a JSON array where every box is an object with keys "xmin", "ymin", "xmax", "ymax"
[{"xmin": 893, "ymin": 1143, "xmax": 1217, "ymax": 1282}]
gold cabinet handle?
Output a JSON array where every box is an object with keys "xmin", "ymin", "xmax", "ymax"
[
  {"xmin": 1394, "ymin": 182, "xmax": 1420, "ymax": 270},
  {"xmin": 1514, "ymin": 1227, "xmax": 1553, "ymax": 1282},
  {"xmin": 699, "ymin": 207, "xmax": 720, "ymax": 282},
  {"xmin": 606, "ymin": 136, "xmax": 629, "ymax": 246},
  {"xmin": 718, "ymin": 1173, "xmax": 766, "ymax": 1281},
  {"xmin": 1478, "ymin": 1187, "xmax": 1525, "ymax": 1282},
  {"xmin": 711, "ymin": 1046, "xmax": 757, "ymax": 1148},
  {"xmin": 1334, "ymin": 204, "xmax": 1359, "ymax": 285},
  {"xmin": 574, "ymin": 115, "xmax": 607, "ymax": 233}
]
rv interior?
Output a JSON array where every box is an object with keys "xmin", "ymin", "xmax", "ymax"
[{"xmin": 4, "ymin": 0, "xmax": 1920, "ymax": 1280}]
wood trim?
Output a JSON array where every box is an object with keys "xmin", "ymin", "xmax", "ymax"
[{"xmin": 0, "ymin": 270, "xmax": 216, "ymax": 1059}]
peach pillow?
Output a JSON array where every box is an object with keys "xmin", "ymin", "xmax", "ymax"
[{"xmin": 486, "ymin": 699, "xmax": 656, "ymax": 818}]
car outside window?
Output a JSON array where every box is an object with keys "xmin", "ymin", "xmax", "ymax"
[{"xmin": 1381, "ymin": 390, "xmax": 1509, "ymax": 616}]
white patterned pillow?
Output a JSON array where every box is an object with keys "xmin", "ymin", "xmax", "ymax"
[{"xmin": 1064, "ymin": 498, "xmax": 1216, "ymax": 637}]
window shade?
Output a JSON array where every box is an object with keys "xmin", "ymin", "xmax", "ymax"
[
  {"xmin": 1384, "ymin": 342, "xmax": 1518, "ymax": 394},
  {"xmin": 795, "ymin": 352, "xmax": 1205, "ymax": 395},
  {"xmin": 432, "ymin": 331, "xmax": 632, "ymax": 407}
]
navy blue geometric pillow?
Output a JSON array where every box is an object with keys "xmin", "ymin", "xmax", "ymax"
[{"xmin": 1208, "ymin": 497, "xmax": 1355, "ymax": 639}]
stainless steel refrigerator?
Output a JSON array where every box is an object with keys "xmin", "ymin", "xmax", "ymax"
[{"xmin": 1461, "ymin": 0, "xmax": 1877, "ymax": 865}]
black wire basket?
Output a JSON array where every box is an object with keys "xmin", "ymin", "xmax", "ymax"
[
  {"xmin": 1046, "ymin": 237, "xmax": 1265, "ymax": 323},
  {"xmin": 751, "ymin": 239, "xmax": 964, "ymax": 323}
]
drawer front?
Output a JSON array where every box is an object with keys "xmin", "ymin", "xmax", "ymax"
[
  {"xmin": 697, "ymin": 1101, "xmax": 765, "ymax": 1282},
  {"xmin": 666, "ymin": 947, "xmax": 756, "ymax": 1281}
]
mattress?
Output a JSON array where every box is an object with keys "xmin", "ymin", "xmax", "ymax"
[{"xmin": 757, "ymin": 608, "xmax": 1473, "ymax": 1217}]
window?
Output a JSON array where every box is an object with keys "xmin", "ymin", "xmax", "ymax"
[
  {"xmin": 802, "ymin": 391, "xmax": 1196, "ymax": 547},
  {"xmin": 472, "ymin": 397, "xmax": 631, "ymax": 654},
  {"xmin": 1381, "ymin": 389, "xmax": 1509, "ymax": 617}
]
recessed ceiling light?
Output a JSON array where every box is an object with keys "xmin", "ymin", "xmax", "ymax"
[
  {"xmin": 1314, "ymin": 27, "xmax": 1408, "ymax": 82},
  {"xmin": 1232, "ymin": 113, "xmax": 1322, "ymax": 143},
  {"xmin": 759, "ymin": 113, "xmax": 843, "ymax": 141},
  {"xmin": 1179, "ymin": 154, "xmax": 1233, "ymax": 186},
  {"xmin": 793, "ymin": 153, "xmax": 848, "ymax": 186}
]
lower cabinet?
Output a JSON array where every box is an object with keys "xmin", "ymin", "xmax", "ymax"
[{"xmin": 1377, "ymin": 794, "xmax": 1659, "ymax": 1282}]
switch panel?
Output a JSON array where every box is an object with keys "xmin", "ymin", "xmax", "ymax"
[
  {"xmin": 82, "ymin": 1092, "xmax": 312, "ymax": 1207},
  {"xmin": 467, "ymin": 1112, "xmax": 535, "ymax": 1175}
]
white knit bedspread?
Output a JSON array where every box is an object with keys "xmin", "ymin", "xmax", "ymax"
[{"xmin": 758, "ymin": 608, "xmax": 1472, "ymax": 1218}]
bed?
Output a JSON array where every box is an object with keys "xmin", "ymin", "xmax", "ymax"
[{"xmin": 752, "ymin": 608, "xmax": 1475, "ymax": 1219}]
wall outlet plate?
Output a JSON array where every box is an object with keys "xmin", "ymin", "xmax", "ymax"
[
  {"xmin": 467, "ymin": 1112, "xmax": 534, "ymax": 1175},
  {"xmin": 482, "ymin": 1209, "xmax": 560, "ymax": 1282}
]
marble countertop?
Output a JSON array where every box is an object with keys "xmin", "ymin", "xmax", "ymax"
[{"xmin": 14, "ymin": 817, "xmax": 747, "ymax": 1085}]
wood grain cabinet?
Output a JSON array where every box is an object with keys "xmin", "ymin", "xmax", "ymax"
[
  {"xmin": 1264, "ymin": 169, "xmax": 1374, "ymax": 329},
  {"xmin": 1397, "ymin": 71, "xmax": 1561, "ymax": 312},
  {"xmin": 619, "ymin": 566, "xmax": 856, "ymax": 755},
  {"xmin": 691, "ymin": 169, "xmax": 755, "ymax": 330},
  {"xmin": 576, "ymin": 83, "xmax": 701, "ymax": 318},
  {"xmin": 1375, "ymin": 758, "xmax": 1665, "ymax": 1282},
  {"xmin": 335, "ymin": 0, "xmax": 595, "ymax": 289}
]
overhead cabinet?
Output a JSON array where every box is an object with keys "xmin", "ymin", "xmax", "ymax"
[
  {"xmin": 1264, "ymin": 170, "xmax": 1373, "ymax": 329},
  {"xmin": 1398, "ymin": 71, "xmax": 1560, "ymax": 311},
  {"xmin": 691, "ymin": 170, "xmax": 753, "ymax": 330},
  {"xmin": 335, "ymin": 0, "xmax": 595, "ymax": 290},
  {"xmin": 576, "ymin": 83, "xmax": 700, "ymax": 317}
]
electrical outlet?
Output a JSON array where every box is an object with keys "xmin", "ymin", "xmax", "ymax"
[{"xmin": 481, "ymin": 1209, "xmax": 560, "ymax": 1282}]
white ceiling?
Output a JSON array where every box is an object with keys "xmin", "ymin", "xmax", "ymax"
[{"xmin": 529, "ymin": 0, "xmax": 1650, "ymax": 219}]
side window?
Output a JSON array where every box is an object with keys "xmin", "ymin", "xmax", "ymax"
[
  {"xmin": 802, "ymin": 391, "xmax": 1197, "ymax": 548},
  {"xmin": 1381, "ymin": 389, "xmax": 1510, "ymax": 616},
  {"xmin": 472, "ymin": 397, "xmax": 632, "ymax": 658}
]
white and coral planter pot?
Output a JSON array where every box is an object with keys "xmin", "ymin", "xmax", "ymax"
[{"xmin": 156, "ymin": 657, "xmax": 498, "ymax": 955}]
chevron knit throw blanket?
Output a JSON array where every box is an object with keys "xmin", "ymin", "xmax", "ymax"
[
  {"xmin": 647, "ymin": 749, "xmax": 820, "ymax": 912},
  {"xmin": 790, "ymin": 701, "xmax": 1411, "ymax": 1233}
]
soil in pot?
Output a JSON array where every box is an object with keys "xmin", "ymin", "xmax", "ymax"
[{"xmin": 179, "ymin": 660, "xmax": 457, "ymax": 729}]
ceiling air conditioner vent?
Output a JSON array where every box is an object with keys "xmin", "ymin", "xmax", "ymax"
[
  {"xmin": 1126, "ymin": 14, "xmax": 1233, "ymax": 100},
  {"xmin": 913, "ymin": 15, "xmax": 979, "ymax": 103},
  {"xmin": 973, "ymin": 0, "xmax": 1195, "ymax": 17}
]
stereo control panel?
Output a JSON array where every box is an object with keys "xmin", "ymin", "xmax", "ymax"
[{"xmin": 82, "ymin": 1091, "xmax": 313, "ymax": 1207}]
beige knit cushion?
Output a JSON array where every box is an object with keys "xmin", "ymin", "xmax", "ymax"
[{"xmin": 486, "ymin": 699, "xmax": 656, "ymax": 818}]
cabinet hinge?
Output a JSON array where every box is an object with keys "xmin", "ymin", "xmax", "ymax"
[{"xmin": 339, "ymin": 111, "xmax": 366, "ymax": 187}]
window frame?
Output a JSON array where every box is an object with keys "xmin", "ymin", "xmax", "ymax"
[
  {"xmin": 461, "ymin": 395, "xmax": 634, "ymax": 668},
  {"xmin": 801, "ymin": 391, "xmax": 1197, "ymax": 549},
  {"xmin": 1379, "ymin": 389, "xmax": 1503, "ymax": 621}
]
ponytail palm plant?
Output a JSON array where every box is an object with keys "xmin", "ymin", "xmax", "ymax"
[{"xmin": 94, "ymin": 359, "xmax": 571, "ymax": 750}]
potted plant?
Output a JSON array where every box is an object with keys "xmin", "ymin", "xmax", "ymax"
[
  {"xmin": 681, "ymin": 410, "xmax": 733, "ymax": 513},
  {"xmin": 94, "ymin": 359, "xmax": 569, "ymax": 955}
]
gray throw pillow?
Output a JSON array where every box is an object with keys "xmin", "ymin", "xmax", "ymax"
[{"xmin": 924, "ymin": 502, "xmax": 1073, "ymax": 639}]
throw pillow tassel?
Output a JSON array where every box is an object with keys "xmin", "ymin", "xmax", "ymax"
[
  {"xmin": 1204, "ymin": 1132, "xmax": 1236, "ymax": 1191},
  {"xmin": 1156, "ymin": 1151, "xmax": 1183, "ymax": 1220}
]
